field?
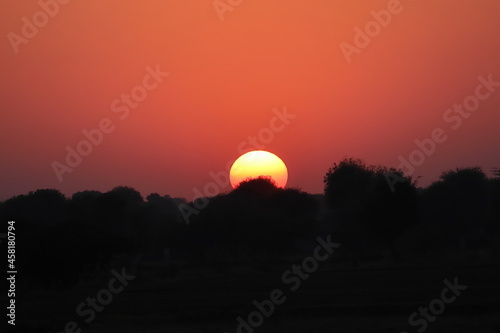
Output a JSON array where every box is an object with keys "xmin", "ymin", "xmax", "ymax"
[{"xmin": 16, "ymin": 257, "xmax": 500, "ymax": 333}]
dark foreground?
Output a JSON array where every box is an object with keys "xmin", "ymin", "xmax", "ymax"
[{"xmin": 14, "ymin": 259, "xmax": 500, "ymax": 333}]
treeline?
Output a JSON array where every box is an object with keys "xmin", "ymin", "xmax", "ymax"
[
  {"xmin": 0, "ymin": 179, "xmax": 320, "ymax": 288},
  {"xmin": 324, "ymin": 158, "xmax": 500, "ymax": 261},
  {"xmin": 0, "ymin": 187, "xmax": 187, "ymax": 287},
  {"xmin": 1, "ymin": 158, "xmax": 499, "ymax": 288}
]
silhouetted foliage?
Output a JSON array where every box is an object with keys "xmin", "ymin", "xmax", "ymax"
[
  {"xmin": 188, "ymin": 177, "xmax": 319, "ymax": 265},
  {"xmin": 0, "ymin": 189, "xmax": 75, "ymax": 287},
  {"xmin": 1, "ymin": 160, "xmax": 498, "ymax": 290},
  {"xmin": 422, "ymin": 167, "xmax": 489, "ymax": 249},
  {"xmin": 233, "ymin": 176, "xmax": 280, "ymax": 195},
  {"xmin": 324, "ymin": 158, "xmax": 418, "ymax": 258},
  {"xmin": 0, "ymin": 186, "xmax": 187, "ymax": 288}
]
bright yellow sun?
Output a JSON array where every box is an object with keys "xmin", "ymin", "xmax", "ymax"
[{"xmin": 229, "ymin": 150, "xmax": 288, "ymax": 188}]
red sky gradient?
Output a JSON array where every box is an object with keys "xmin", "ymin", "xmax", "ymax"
[{"xmin": 1, "ymin": 0, "xmax": 499, "ymax": 201}]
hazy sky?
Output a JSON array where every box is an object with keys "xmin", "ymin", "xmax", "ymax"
[{"xmin": 1, "ymin": 0, "xmax": 499, "ymax": 201}]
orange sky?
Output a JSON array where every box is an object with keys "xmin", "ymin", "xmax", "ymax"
[{"xmin": 1, "ymin": 0, "xmax": 499, "ymax": 201}]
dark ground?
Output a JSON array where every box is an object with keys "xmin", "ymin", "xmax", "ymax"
[{"xmin": 14, "ymin": 255, "xmax": 500, "ymax": 333}]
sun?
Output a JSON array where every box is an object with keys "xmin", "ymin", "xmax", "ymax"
[{"xmin": 229, "ymin": 150, "xmax": 288, "ymax": 188}]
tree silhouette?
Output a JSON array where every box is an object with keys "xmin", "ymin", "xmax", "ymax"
[
  {"xmin": 188, "ymin": 177, "xmax": 319, "ymax": 266},
  {"xmin": 423, "ymin": 167, "xmax": 488, "ymax": 249},
  {"xmin": 233, "ymin": 176, "xmax": 280, "ymax": 195},
  {"xmin": 492, "ymin": 167, "xmax": 500, "ymax": 179},
  {"xmin": 0, "ymin": 189, "xmax": 74, "ymax": 287},
  {"xmin": 0, "ymin": 160, "xmax": 498, "ymax": 290},
  {"xmin": 324, "ymin": 158, "xmax": 418, "ymax": 258}
]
